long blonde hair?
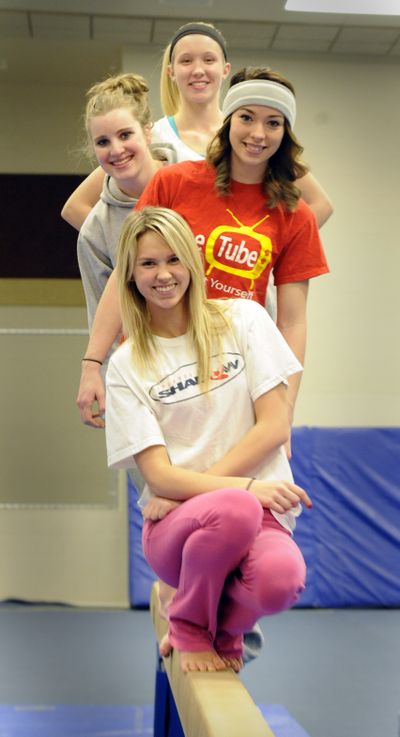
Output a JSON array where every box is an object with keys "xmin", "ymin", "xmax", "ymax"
[{"xmin": 116, "ymin": 207, "xmax": 231, "ymax": 383}]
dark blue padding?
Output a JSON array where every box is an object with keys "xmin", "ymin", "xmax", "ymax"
[
  {"xmin": 127, "ymin": 475, "xmax": 156, "ymax": 606},
  {"xmin": 128, "ymin": 427, "xmax": 400, "ymax": 608},
  {"xmin": 291, "ymin": 427, "xmax": 400, "ymax": 607}
]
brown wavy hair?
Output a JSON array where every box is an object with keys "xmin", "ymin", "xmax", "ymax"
[{"xmin": 207, "ymin": 67, "xmax": 308, "ymax": 210}]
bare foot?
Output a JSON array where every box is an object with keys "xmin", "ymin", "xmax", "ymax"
[
  {"xmin": 159, "ymin": 633, "xmax": 173, "ymax": 657},
  {"xmin": 220, "ymin": 655, "xmax": 243, "ymax": 673},
  {"xmin": 179, "ymin": 649, "xmax": 227, "ymax": 674}
]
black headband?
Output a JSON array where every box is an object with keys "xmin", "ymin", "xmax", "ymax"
[{"xmin": 169, "ymin": 24, "xmax": 228, "ymax": 62}]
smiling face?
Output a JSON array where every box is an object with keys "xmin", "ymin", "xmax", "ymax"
[
  {"xmin": 132, "ymin": 230, "xmax": 191, "ymax": 331},
  {"xmin": 168, "ymin": 34, "xmax": 230, "ymax": 106},
  {"xmin": 228, "ymin": 104, "xmax": 286, "ymax": 183},
  {"xmin": 89, "ymin": 107, "xmax": 152, "ymax": 185}
]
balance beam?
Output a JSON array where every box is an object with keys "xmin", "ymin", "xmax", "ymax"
[{"xmin": 150, "ymin": 582, "xmax": 275, "ymax": 737}]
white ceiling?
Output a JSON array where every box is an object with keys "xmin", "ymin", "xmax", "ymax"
[
  {"xmin": 1, "ymin": 0, "xmax": 400, "ymax": 84},
  {"xmin": 2, "ymin": 0, "xmax": 400, "ymax": 26},
  {"xmin": 1, "ymin": 0, "xmax": 400, "ymax": 51}
]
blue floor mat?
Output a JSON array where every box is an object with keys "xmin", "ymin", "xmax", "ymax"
[
  {"xmin": 261, "ymin": 705, "xmax": 311, "ymax": 737},
  {"xmin": 0, "ymin": 704, "xmax": 311, "ymax": 737}
]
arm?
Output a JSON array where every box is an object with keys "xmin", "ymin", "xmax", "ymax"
[
  {"xmin": 143, "ymin": 380, "xmax": 300, "ymax": 519},
  {"xmin": 296, "ymin": 171, "xmax": 333, "ymax": 228},
  {"xmin": 135, "ymin": 444, "xmax": 311, "ymax": 514},
  {"xmin": 61, "ymin": 167, "xmax": 105, "ymax": 230},
  {"xmin": 207, "ymin": 383, "xmax": 290, "ymax": 476},
  {"xmin": 136, "ymin": 383, "xmax": 310, "ymax": 513},
  {"xmin": 276, "ymin": 280, "xmax": 308, "ymax": 421},
  {"xmin": 76, "ymin": 270, "xmax": 122, "ymax": 427},
  {"xmin": 106, "ymin": 302, "xmax": 309, "ymax": 512},
  {"xmin": 77, "ymin": 224, "xmax": 114, "ymax": 332}
]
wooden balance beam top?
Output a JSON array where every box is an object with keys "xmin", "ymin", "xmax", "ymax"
[{"xmin": 150, "ymin": 582, "xmax": 275, "ymax": 737}]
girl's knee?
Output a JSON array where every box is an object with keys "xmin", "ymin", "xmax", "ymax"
[
  {"xmin": 213, "ymin": 487, "xmax": 263, "ymax": 537},
  {"xmin": 256, "ymin": 552, "xmax": 306, "ymax": 614},
  {"xmin": 270, "ymin": 567, "xmax": 305, "ymax": 612}
]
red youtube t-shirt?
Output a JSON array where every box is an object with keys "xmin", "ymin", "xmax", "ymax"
[{"xmin": 137, "ymin": 160, "xmax": 329, "ymax": 305}]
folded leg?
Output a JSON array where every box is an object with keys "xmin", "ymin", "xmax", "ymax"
[
  {"xmin": 215, "ymin": 510, "xmax": 306, "ymax": 657},
  {"xmin": 142, "ymin": 487, "xmax": 263, "ymax": 652}
]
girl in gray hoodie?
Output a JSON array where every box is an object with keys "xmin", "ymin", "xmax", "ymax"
[{"xmin": 77, "ymin": 73, "xmax": 176, "ymax": 331}]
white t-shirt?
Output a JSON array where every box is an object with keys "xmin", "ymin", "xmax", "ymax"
[
  {"xmin": 152, "ymin": 116, "xmax": 204, "ymax": 162},
  {"xmin": 105, "ymin": 299, "xmax": 302, "ymax": 531}
]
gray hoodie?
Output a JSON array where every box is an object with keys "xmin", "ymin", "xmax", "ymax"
[{"xmin": 77, "ymin": 142, "xmax": 177, "ymax": 329}]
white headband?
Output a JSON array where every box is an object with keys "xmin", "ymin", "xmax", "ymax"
[{"xmin": 222, "ymin": 79, "xmax": 296, "ymax": 128}]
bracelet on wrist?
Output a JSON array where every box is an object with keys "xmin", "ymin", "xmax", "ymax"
[
  {"xmin": 82, "ymin": 357, "xmax": 103, "ymax": 366},
  {"xmin": 245, "ymin": 477, "xmax": 256, "ymax": 491}
]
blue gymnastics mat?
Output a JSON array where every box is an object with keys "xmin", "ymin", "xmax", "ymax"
[
  {"xmin": 128, "ymin": 426, "xmax": 400, "ymax": 608},
  {"xmin": 0, "ymin": 704, "xmax": 311, "ymax": 737}
]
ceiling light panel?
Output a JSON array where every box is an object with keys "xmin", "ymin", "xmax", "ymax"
[
  {"xmin": 272, "ymin": 22, "xmax": 339, "ymax": 51},
  {"xmin": 0, "ymin": 10, "xmax": 30, "ymax": 39},
  {"xmin": 31, "ymin": 12, "xmax": 90, "ymax": 41},
  {"xmin": 159, "ymin": 0, "xmax": 212, "ymax": 5},
  {"xmin": 276, "ymin": 22, "xmax": 339, "ymax": 40},
  {"xmin": 93, "ymin": 16, "xmax": 153, "ymax": 43},
  {"xmin": 285, "ymin": 0, "xmax": 400, "ymax": 14},
  {"xmin": 152, "ymin": 18, "xmax": 187, "ymax": 45},
  {"xmin": 152, "ymin": 18, "xmax": 278, "ymax": 51},
  {"xmin": 331, "ymin": 25, "xmax": 399, "ymax": 53},
  {"xmin": 388, "ymin": 35, "xmax": 400, "ymax": 53},
  {"xmin": 216, "ymin": 21, "xmax": 277, "ymax": 49}
]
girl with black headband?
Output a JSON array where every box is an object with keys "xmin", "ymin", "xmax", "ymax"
[
  {"xmin": 152, "ymin": 21, "xmax": 230, "ymax": 161},
  {"xmin": 61, "ymin": 22, "xmax": 332, "ymax": 230}
]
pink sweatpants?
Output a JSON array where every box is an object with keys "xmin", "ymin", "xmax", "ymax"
[{"xmin": 142, "ymin": 487, "xmax": 306, "ymax": 658}]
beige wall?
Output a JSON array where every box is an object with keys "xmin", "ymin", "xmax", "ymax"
[
  {"xmin": 1, "ymin": 44, "xmax": 399, "ymax": 427},
  {"xmin": 0, "ymin": 305, "xmax": 130, "ymax": 605},
  {"xmin": 1, "ymin": 39, "xmax": 399, "ymax": 603}
]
